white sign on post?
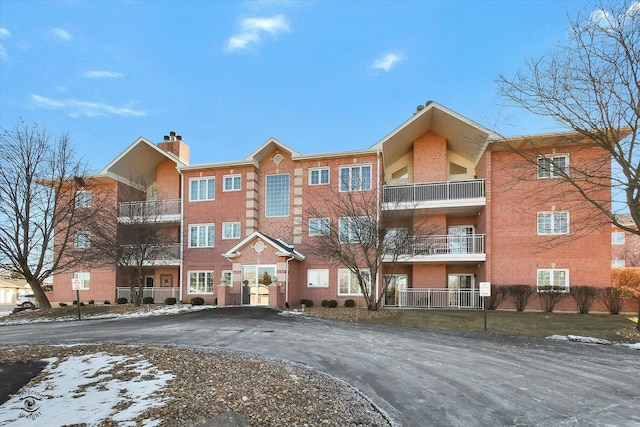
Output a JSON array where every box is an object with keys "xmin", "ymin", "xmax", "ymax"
[
  {"xmin": 71, "ymin": 278, "xmax": 83, "ymax": 291},
  {"xmin": 479, "ymin": 281, "xmax": 491, "ymax": 297}
]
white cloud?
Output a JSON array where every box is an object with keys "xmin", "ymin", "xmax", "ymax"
[
  {"xmin": 226, "ymin": 14, "xmax": 290, "ymax": 51},
  {"xmin": 372, "ymin": 53, "xmax": 403, "ymax": 72},
  {"xmin": 0, "ymin": 28, "xmax": 11, "ymax": 59},
  {"xmin": 50, "ymin": 27, "xmax": 72, "ymax": 41},
  {"xmin": 31, "ymin": 94, "xmax": 146, "ymax": 118},
  {"xmin": 84, "ymin": 70, "xmax": 124, "ymax": 79},
  {"xmin": 0, "ymin": 28, "xmax": 11, "ymax": 38}
]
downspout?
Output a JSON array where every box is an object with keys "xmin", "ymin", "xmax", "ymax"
[
  {"xmin": 376, "ymin": 149, "xmax": 381, "ymax": 304},
  {"xmin": 178, "ymin": 169, "xmax": 184, "ymax": 303},
  {"xmin": 285, "ymin": 255, "xmax": 295, "ymax": 306}
]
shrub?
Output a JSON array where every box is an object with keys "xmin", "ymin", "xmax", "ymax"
[
  {"xmin": 72, "ymin": 300, "xmax": 78, "ymax": 305},
  {"xmin": 327, "ymin": 299, "xmax": 338, "ymax": 308},
  {"xmin": 165, "ymin": 297, "xmax": 177, "ymax": 306},
  {"xmin": 142, "ymin": 296, "xmax": 154, "ymax": 305},
  {"xmin": 103, "ymin": 300, "xmax": 111, "ymax": 305},
  {"xmin": 509, "ymin": 285, "xmax": 534, "ymax": 311},
  {"xmin": 304, "ymin": 299, "xmax": 313, "ymax": 307},
  {"xmin": 190, "ymin": 297, "xmax": 205, "ymax": 306},
  {"xmin": 88, "ymin": 300, "xmax": 95, "ymax": 305},
  {"xmin": 570, "ymin": 286, "xmax": 599, "ymax": 314},
  {"xmin": 300, "ymin": 299, "xmax": 308, "ymax": 306},
  {"xmin": 485, "ymin": 285, "xmax": 509, "ymax": 310},
  {"xmin": 598, "ymin": 286, "xmax": 629, "ymax": 314},
  {"xmin": 58, "ymin": 302, "xmax": 68, "ymax": 307},
  {"xmin": 344, "ymin": 299, "xmax": 356, "ymax": 308},
  {"xmin": 321, "ymin": 300, "xmax": 329, "ymax": 307},
  {"xmin": 537, "ymin": 286, "xmax": 565, "ymax": 312},
  {"xmin": 116, "ymin": 297, "xmax": 128, "ymax": 305}
]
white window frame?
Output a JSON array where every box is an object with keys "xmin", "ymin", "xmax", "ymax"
[
  {"xmin": 309, "ymin": 167, "xmax": 330, "ymax": 186},
  {"xmin": 537, "ymin": 154, "xmax": 569, "ymax": 179},
  {"xmin": 74, "ymin": 231, "xmax": 91, "ymax": 249},
  {"xmin": 339, "ymin": 164, "xmax": 372, "ymax": 192},
  {"xmin": 188, "ymin": 270, "xmax": 214, "ymax": 294},
  {"xmin": 339, "ymin": 216, "xmax": 372, "ymax": 243},
  {"xmin": 307, "ymin": 269, "xmax": 329, "ymax": 288},
  {"xmin": 221, "ymin": 270, "xmax": 233, "ymax": 286},
  {"xmin": 536, "ymin": 268, "xmax": 570, "ymax": 292},
  {"xmin": 611, "ymin": 232, "xmax": 625, "ymax": 245},
  {"xmin": 265, "ymin": 173, "xmax": 290, "ymax": 217},
  {"xmin": 338, "ymin": 268, "xmax": 371, "ymax": 296},
  {"xmin": 222, "ymin": 222, "xmax": 241, "ymax": 240},
  {"xmin": 223, "ymin": 174, "xmax": 242, "ymax": 192},
  {"xmin": 611, "ymin": 260, "xmax": 626, "ymax": 268},
  {"xmin": 75, "ymin": 190, "xmax": 92, "ymax": 208},
  {"xmin": 189, "ymin": 177, "xmax": 216, "ymax": 201},
  {"xmin": 537, "ymin": 211, "xmax": 569, "ymax": 235},
  {"xmin": 188, "ymin": 224, "xmax": 215, "ymax": 248},
  {"xmin": 309, "ymin": 217, "xmax": 330, "ymax": 236},
  {"xmin": 73, "ymin": 271, "xmax": 90, "ymax": 290}
]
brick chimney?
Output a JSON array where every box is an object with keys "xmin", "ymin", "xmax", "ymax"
[{"xmin": 158, "ymin": 131, "xmax": 190, "ymax": 164}]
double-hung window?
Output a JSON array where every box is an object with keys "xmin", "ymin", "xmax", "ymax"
[
  {"xmin": 189, "ymin": 224, "xmax": 215, "ymax": 248},
  {"xmin": 307, "ymin": 269, "xmax": 329, "ymax": 288},
  {"xmin": 611, "ymin": 232, "xmax": 625, "ymax": 245},
  {"xmin": 222, "ymin": 222, "xmax": 241, "ymax": 240},
  {"xmin": 340, "ymin": 165, "xmax": 371, "ymax": 191},
  {"xmin": 309, "ymin": 167, "xmax": 330, "ymax": 185},
  {"xmin": 74, "ymin": 232, "xmax": 91, "ymax": 249},
  {"xmin": 537, "ymin": 269, "xmax": 569, "ymax": 292},
  {"xmin": 265, "ymin": 174, "xmax": 290, "ymax": 217},
  {"xmin": 338, "ymin": 269, "xmax": 371, "ymax": 296},
  {"xmin": 537, "ymin": 211, "xmax": 569, "ymax": 235},
  {"xmin": 537, "ymin": 155, "xmax": 569, "ymax": 179},
  {"xmin": 75, "ymin": 191, "xmax": 92, "ymax": 208},
  {"xmin": 309, "ymin": 217, "xmax": 330, "ymax": 236},
  {"xmin": 190, "ymin": 177, "xmax": 215, "ymax": 201},
  {"xmin": 339, "ymin": 216, "xmax": 371, "ymax": 243},
  {"xmin": 188, "ymin": 271, "xmax": 214, "ymax": 294},
  {"xmin": 223, "ymin": 174, "xmax": 241, "ymax": 191}
]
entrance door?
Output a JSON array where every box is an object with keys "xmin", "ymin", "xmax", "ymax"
[
  {"xmin": 384, "ymin": 274, "xmax": 407, "ymax": 306},
  {"xmin": 145, "ymin": 276, "xmax": 155, "ymax": 287},
  {"xmin": 448, "ymin": 274, "xmax": 474, "ymax": 306},
  {"xmin": 448, "ymin": 226, "xmax": 474, "ymax": 254},
  {"xmin": 242, "ymin": 265, "xmax": 275, "ymax": 306}
]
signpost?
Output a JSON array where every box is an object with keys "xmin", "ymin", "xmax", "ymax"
[
  {"xmin": 71, "ymin": 279, "xmax": 84, "ymax": 320},
  {"xmin": 479, "ymin": 282, "xmax": 491, "ymax": 331}
]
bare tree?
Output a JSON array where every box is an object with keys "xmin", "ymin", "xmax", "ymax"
[
  {"xmin": 88, "ymin": 180, "xmax": 178, "ymax": 306},
  {"xmin": 497, "ymin": 1, "xmax": 640, "ymax": 235},
  {"xmin": 304, "ymin": 182, "xmax": 432, "ymax": 311},
  {"xmin": 0, "ymin": 121, "xmax": 94, "ymax": 309}
]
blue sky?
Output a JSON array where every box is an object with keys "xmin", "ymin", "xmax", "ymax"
[{"xmin": 1, "ymin": 0, "xmax": 595, "ymax": 172}]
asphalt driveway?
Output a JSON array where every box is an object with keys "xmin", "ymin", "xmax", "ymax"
[{"xmin": 1, "ymin": 307, "xmax": 638, "ymax": 426}]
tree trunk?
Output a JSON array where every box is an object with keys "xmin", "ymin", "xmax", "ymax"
[
  {"xmin": 636, "ymin": 297, "xmax": 640, "ymax": 332},
  {"xmin": 27, "ymin": 278, "xmax": 52, "ymax": 309}
]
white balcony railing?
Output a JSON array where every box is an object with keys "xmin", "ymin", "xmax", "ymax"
[
  {"xmin": 384, "ymin": 288, "xmax": 483, "ymax": 309},
  {"xmin": 394, "ymin": 234, "xmax": 485, "ymax": 256},
  {"xmin": 116, "ymin": 287, "xmax": 180, "ymax": 302},
  {"xmin": 383, "ymin": 179, "xmax": 485, "ymax": 205},
  {"xmin": 118, "ymin": 199, "xmax": 181, "ymax": 221},
  {"xmin": 120, "ymin": 243, "xmax": 181, "ymax": 265}
]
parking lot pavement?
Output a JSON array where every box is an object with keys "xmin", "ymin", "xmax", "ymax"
[
  {"xmin": 0, "ymin": 361, "xmax": 48, "ymax": 405},
  {"xmin": 1, "ymin": 307, "xmax": 639, "ymax": 426}
]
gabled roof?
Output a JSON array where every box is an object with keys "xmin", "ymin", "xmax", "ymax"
[
  {"xmin": 371, "ymin": 101, "xmax": 500, "ymax": 166},
  {"xmin": 99, "ymin": 137, "xmax": 187, "ymax": 188},
  {"xmin": 222, "ymin": 231, "xmax": 305, "ymax": 261},
  {"xmin": 242, "ymin": 137, "xmax": 302, "ymax": 163}
]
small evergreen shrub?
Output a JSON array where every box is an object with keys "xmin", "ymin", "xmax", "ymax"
[
  {"xmin": 321, "ymin": 300, "xmax": 329, "ymax": 307},
  {"xmin": 327, "ymin": 299, "xmax": 338, "ymax": 308},
  {"xmin": 165, "ymin": 297, "xmax": 177, "ymax": 305},
  {"xmin": 570, "ymin": 286, "xmax": 599, "ymax": 314},
  {"xmin": 509, "ymin": 285, "xmax": 534, "ymax": 312},
  {"xmin": 142, "ymin": 296, "xmax": 154, "ymax": 305},
  {"xmin": 58, "ymin": 302, "xmax": 68, "ymax": 307},
  {"xmin": 190, "ymin": 297, "xmax": 205, "ymax": 306},
  {"xmin": 103, "ymin": 300, "xmax": 111, "ymax": 305},
  {"xmin": 344, "ymin": 299, "xmax": 355, "ymax": 308},
  {"xmin": 116, "ymin": 297, "xmax": 128, "ymax": 305}
]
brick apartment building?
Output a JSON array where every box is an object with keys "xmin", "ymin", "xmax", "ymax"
[{"xmin": 51, "ymin": 101, "xmax": 613, "ymax": 309}]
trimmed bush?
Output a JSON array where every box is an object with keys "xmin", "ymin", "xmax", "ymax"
[
  {"xmin": 509, "ymin": 285, "xmax": 534, "ymax": 312},
  {"xmin": 190, "ymin": 297, "xmax": 205, "ymax": 306},
  {"xmin": 165, "ymin": 297, "xmax": 177, "ymax": 306},
  {"xmin": 321, "ymin": 300, "xmax": 329, "ymax": 307},
  {"xmin": 304, "ymin": 299, "xmax": 313, "ymax": 307},
  {"xmin": 599, "ymin": 286, "xmax": 628, "ymax": 314},
  {"xmin": 537, "ymin": 286, "xmax": 565, "ymax": 312},
  {"xmin": 344, "ymin": 299, "xmax": 355, "ymax": 308},
  {"xmin": 58, "ymin": 302, "xmax": 68, "ymax": 307},
  {"xmin": 72, "ymin": 300, "xmax": 78, "ymax": 305},
  {"xmin": 300, "ymin": 299, "xmax": 308, "ymax": 306},
  {"xmin": 485, "ymin": 285, "xmax": 509, "ymax": 310},
  {"xmin": 142, "ymin": 296, "xmax": 154, "ymax": 305},
  {"xmin": 327, "ymin": 299, "xmax": 338, "ymax": 308},
  {"xmin": 116, "ymin": 297, "xmax": 128, "ymax": 305},
  {"xmin": 103, "ymin": 300, "xmax": 111, "ymax": 305},
  {"xmin": 570, "ymin": 286, "xmax": 599, "ymax": 314},
  {"xmin": 88, "ymin": 300, "xmax": 95, "ymax": 305}
]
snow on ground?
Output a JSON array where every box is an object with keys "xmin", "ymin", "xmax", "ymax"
[
  {"xmin": 546, "ymin": 334, "xmax": 640, "ymax": 350},
  {"xmin": 0, "ymin": 304, "xmax": 213, "ymax": 326},
  {"xmin": 0, "ymin": 351, "xmax": 173, "ymax": 426}
]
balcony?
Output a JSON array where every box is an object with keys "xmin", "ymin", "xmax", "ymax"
[
  {"xmin": 384, "ymin": 234, "xmax": 486, "ymax": 263},
  {"xmin": 120, "ymin": 243, "xmax": 181, "ymax": 266},
  {"xmin": 383, "ymin": 179, "xmax": 485, "ymax": 215},
  {"xmin": 118, "ymin": 199, "xmax": 181, "ymax": 223}
]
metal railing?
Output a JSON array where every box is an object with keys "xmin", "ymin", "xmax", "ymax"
[
  {"xmin": 383, "ymin": 179, "xmax": 485, "ymax": 205},
  {"xmin": 385, "ymin": 288, "xmax": 483, "ymax": 309},
  {"xmin": 116, "ymin": 287, "xmax": 180, "ymax": 302},
  {"xmin": 395, "ymin": 234, "xmax": 485, "ymax": 256},
  {"xmin": 120, "ymin": 243, "xmax": 181, "ymax": 264},
  {"xmin": 118, "ymin": 199, "xmax": 181, "ymax": 219}
]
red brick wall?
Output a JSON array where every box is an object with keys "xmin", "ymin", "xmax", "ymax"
[{"xmin": 413, "ymin": 131, "xmax": 447, "ymax": 182}]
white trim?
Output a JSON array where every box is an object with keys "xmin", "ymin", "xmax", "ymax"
[
  {"xmin": 188, "ymin": 223, "xmax": 215, "ymax": 248},
  {"xmin": 308, "ymin": 167, "xmax": 330, "ymax": 186},
  {"xmin": 339, "ymin": 164, "xmax": 372, "ymax": 192},
  {"xmin": 536, "ymin": 268, "xmax": 570, "ymax": 292},
  {"xmin": 223, "ymin": 174, "xmax": 242, "ymax": 192},
  {"xmin": 265, "ymin": 173, "xmax": 290, "ymax": 218},
  {"xmin": 537, "ymin": 153, "xmax": 570, "ymax": 179},
  {"xmin": 307, "ymin": 269, "xmax": 329, "ymax": 288},
  {"xmin": 337, "ymin": 268, "xmax": 371, "ymax": 296},
  {"xmin": 537, "ymin": 211, "xmax": 570, "ymax": 235},
  {"xmin": 309, "ymin": 217, "xmax": 330, "ymax": 236},
  {"xmin": 187, "ymin": 270, "xmax": 215, "ymax": 294},
  {"xmin": 189, "ymin": 176, "xmax": 216, "ymax": 202},
  {"xmin": 222, "ymin": 222, "xmax": 241, "ymax": 240}
]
